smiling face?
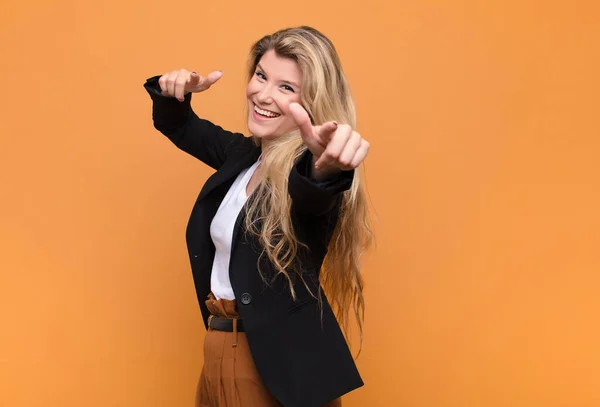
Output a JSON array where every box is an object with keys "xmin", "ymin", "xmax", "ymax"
[{"xmin": 246, "ymin": 50, "xmax": 303, "ymax": 140}]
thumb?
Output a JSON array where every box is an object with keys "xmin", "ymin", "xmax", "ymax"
[
  {"xmin": 289, "ymin": 103, "xmax": 314, "ymax": 139},
  {"xmin": 187, "ymin": 72, "xmax": 201, "ymax": 87}
]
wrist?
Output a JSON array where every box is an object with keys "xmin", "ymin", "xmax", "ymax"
[{"xmin": 310, "ymin": 155, "xmax": 341, "ymax": 182}]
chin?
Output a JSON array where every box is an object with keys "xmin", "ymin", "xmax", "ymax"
[{"xmin": 248, "ymin": 121, "xmax": 275, "ymax": 139}]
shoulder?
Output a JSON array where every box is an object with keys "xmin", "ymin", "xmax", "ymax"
[{"xmin": 226, "ymin": 134, "xmax": 260, "ymax": 156}]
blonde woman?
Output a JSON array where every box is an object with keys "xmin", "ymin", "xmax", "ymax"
[{"xmin": 144, "ymin": 25, "xmax": 373, "ymax": 407}]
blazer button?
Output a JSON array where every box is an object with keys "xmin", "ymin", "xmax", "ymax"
[{"xmin": 240, "ymin": 293, "xmax": 252, "ymax": 305}]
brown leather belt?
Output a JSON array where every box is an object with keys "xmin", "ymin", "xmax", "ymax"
[{"xmin": 208, "ymin": 315, "xmax": 245, "ymax": 332}]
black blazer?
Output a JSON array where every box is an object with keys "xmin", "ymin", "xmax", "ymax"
[{"xmin": 144, "ymin": 76, "xmax": 363, "ymax": 407}]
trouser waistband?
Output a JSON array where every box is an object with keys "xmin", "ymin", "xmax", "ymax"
[{"xmin": 208, "ymin": 315, "xmax": 245, "ymax": 333}]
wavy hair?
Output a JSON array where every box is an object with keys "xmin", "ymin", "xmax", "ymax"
[{"xmin": 243, "ymin": 26, "xmax": 374, "ymax": 354}]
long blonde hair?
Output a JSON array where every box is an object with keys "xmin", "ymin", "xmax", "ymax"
[{"xmin": 243, "ymin": 26, "xmax": 374, "ymax": 353}]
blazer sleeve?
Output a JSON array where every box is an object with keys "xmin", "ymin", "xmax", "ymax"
[
  {"xmin": 288, "ymin": 149, "xmax": 355, "ymax": 216},
  {"xmin": 143, "ymin": 75, "xmax": 248, "ymax": 170}
]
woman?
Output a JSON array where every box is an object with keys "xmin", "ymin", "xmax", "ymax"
[{"xmin": 144, "ymin": 25, "xmax": 373, "ymax": 407}]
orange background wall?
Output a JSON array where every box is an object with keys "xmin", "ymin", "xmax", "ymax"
[{"xmin": 1, "ymin": 1, "xmax": 599, "ymax": 406}]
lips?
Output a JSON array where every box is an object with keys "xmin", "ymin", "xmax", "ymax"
[{"xmin": 254, "ymin": 104, "xmax": 281, "ymax": 118}]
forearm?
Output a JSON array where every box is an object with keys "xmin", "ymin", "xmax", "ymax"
[{"xmin": 288, "ymin": 149, "xmax": 354, "ymax": 216}]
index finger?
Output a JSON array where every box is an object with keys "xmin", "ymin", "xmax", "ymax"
[
  {"xmin": 202, "ymin": 70, "xmax": 224, "ymax": 87},
  {"xmin": 315, "ymin": 121, "xmax": 338, "ymax": 142},
  {"xmin": 187, "ymin": 70, "xmax": 224, "ymax": 93}
]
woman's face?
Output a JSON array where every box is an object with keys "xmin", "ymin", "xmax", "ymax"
[{"xmin": 246, "ymin": 50, "xmax": 303, "ymax": 140}]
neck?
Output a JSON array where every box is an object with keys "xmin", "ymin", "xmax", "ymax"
[{"xmin": 259, "ymin": 137, "xmax": 277, "ymax": 152}]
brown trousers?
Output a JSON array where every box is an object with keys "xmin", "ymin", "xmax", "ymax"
[{"xmin": 195, "ymin": 294, "xmax": 342, "ymax": 407}]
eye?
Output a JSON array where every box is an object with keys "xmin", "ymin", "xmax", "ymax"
[
  {"xmin": 255, "ymin": 71, "xmax": 266, "ymax": 80},
  {"xmin": 281, "ymin": 84, "xmax": 295, "ymax": 92}
]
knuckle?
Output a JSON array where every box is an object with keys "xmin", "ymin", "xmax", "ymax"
[
  {"xmin": 324, "ymin": 154, "xmax": 338, "ymax": 163},
  {"xmin": 339, "ymin": 157, "xmax": 352, "ymax": 167}
]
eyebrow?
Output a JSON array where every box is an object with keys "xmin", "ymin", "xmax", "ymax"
[{"xmin": 257, "ymin": 63, "xmax": 300, "ymax": 89}]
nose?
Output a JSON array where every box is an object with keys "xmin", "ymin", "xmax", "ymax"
[{"xmin": 256, "ymin": 84, "xmax": 274, "ymax": 105}]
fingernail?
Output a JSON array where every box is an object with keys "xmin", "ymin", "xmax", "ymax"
[{"xmin": 192, "ymin": 71, "xmax": 197, "ymax": 75}]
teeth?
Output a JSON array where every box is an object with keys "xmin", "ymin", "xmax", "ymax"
[{"xmin": 254, "ymin": 105, "xmax": 280, "ymax": 118}]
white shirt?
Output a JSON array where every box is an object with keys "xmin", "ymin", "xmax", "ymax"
[{"xmin": 209, "ymin": 159, "xmax": 261, "ymax": 300}]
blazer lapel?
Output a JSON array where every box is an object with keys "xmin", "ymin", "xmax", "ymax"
[{"xmin": 197, "ymin": 147, "xmax": 261, "ymax": 203}]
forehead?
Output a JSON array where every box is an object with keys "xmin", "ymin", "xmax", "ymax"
[{"xmin": 258, "ymin": 50, "xmax": 303, "ymax": 83}]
